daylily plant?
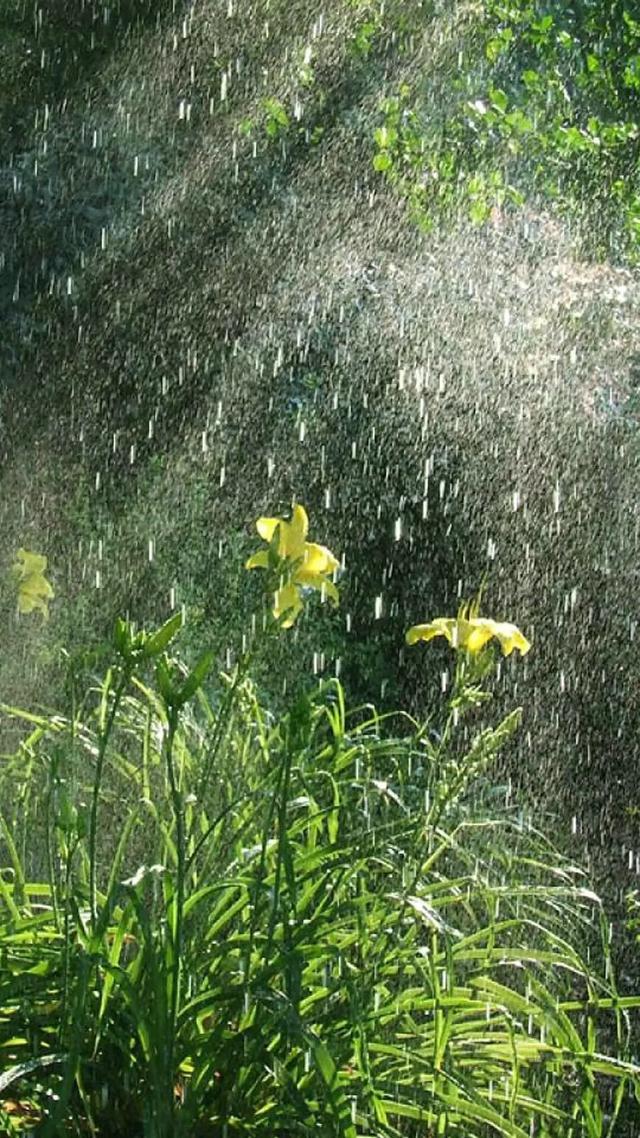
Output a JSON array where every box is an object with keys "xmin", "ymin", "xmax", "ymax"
[
  {"xmin": 406, "ymin": 600, "xmax": 530, "ymax": 657},
  {"xmin": 246, "ymin": 504, "xmax": 339, "ymax": 627},
  {"xmin": 11, "ymin": 548, "xmax": 54, "ymax": 621}
]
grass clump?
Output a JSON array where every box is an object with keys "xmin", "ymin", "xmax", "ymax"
[{"xmin": 0, "ymin": 509, "xmax": 638, "ymax": 1136}]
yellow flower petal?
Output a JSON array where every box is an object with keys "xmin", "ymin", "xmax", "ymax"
[
  {"xmin": 248, "ymin": 506, "xmax": 340, "ymax": 618},
  {"xmin": 18, "ymin": 591, "xmax": 49, "ymax": 619},
  {"xmin": 464, "ymin": 623, "xmax": 495, "ymax": 653},
  {"xmin": 273, "ymin": 582, "xmax": 303, "ymax": 627},
  {"xmin": 485, "ymin": 620, "xmax": 531, "ymax": 656},
  {"xmin": 256, "ymin": 517, "xmax": 280, "ymax": 542},
  {"xmin": 509, "ymin": 630, "xmax": 531, "ymax": 656},
  {"xmin": 279, "ymin": 504, "xmax": 309, "ymax": 560},
  {"xmin": 290, "ymin": 503, "xmax": 309, "ymax": 541},
  {"xmin": 12, "ymin": 549, "xmax": 54, "ymax": 621},
  {"xmin": 245, "ymin": 550, "xmax": 270, "ymax": 570},
  {"xmin": 295, "ymin": 570, "xmax": 339, "ymax": 604},
  {"xmin": 407, "ymin": 614, "xmax": 530, "ymax": 657},
  {"xmin": 406, "ymin": 619, "xmax": 454, "ymax": 647},
  {"xmin": 24, "ymin": 575, "xmax": 53, "ymax": 598},
  {"xmin": 13, "ymin": 548, "xmax": 48, "ymax": 579},
  {"xmin": 17, "ymin": 580, "xmax": 54, "ymax": 619},
  {"xmin": 303, "ymin": 542, "xmax": 339, "ymax": 575}
]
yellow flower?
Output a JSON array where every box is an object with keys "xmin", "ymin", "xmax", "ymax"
[
  {"xmin": 246, "ymin": 504, "xmax": 339, "ymax": 628},
  {"xmin": 272, "ymin": 582, "xmax": 304, "ymax": 627},
  {"xmin": 11, "ymin": 548, "xmax": 54, "ymax": 620},
  {"xmin": 406, "ymin": 602, "xmax": 530, "ymax": 657}
]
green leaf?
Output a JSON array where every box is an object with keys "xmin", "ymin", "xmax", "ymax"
[
  {"xmin": 489, "ymin": 87, "xmax": 508, "ymax": 113},
  {"xmin": 309, "ymin": 1036, "xmax": 357, "ymax": 1138},
  {"xmin": 373, "ymin": 126, "xmax": 397, "ymax": 149},
  {"xmin": 486, "ymin": 38, "xmax": 503, "ymax": 63},
  {"xmin": 505, "ymin": 109, "xmax": 532, "ymax": 133},
  {"xmin": 0, "ymin": 1053, "xmax": 67, "ymax": 1095},
  {"xmin": 373, "ymin": 152, "xmax": 393, "ymax": 172},
  {"xmin": 142, "ymin": 610, "xmax": 184, "ymax": 659},
  {"xmin": 624, "ymin": 55, "xmax": 640, "ymax": 89},
  {"xmin": 155, "ymin": 655, "xmax": 175, "ymax": 704},
  {"xmin": 532, "ymin": 14, "xmax": 553, "ymax": 35},
  {"xmin": 113, "ymin": 617, "xmax": 130, "ymax": 654},
  {"xmin": 177, "ymin": 650, "xmax": 215, "ymax": 705}
]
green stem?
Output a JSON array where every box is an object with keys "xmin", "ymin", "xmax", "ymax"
[
  {"xmin": 88, "ymin": 669, "xmax": 129, "ymax": 925},
  {"xmin": 242, "ymin": 746, "xmax": 286, "ymax": 990},
  {"xmin": 164, "ymin": 708, "xmax": 183, "ymax": 1123},
  {"xmin": 44, "ymin": 769, "xmax": 60, "ymax": 932},
  {"xmin": 265, "ymin": 740, "xmax": 293, "ymax": 959},
  {"xmin": 59, "ymin": 840, "xmax": 75, "ymax": 1047},
  {"xmin": 195, "ymin": 649, "xmax": 253, "ymax": 812}
]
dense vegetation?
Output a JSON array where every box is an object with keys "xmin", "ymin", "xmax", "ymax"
[
  {"xmin": 1, "ymin": 517, "xmax": 640, "ymax": 1134},
  {"xmin": 373, "ymin": 1, "xmax": 640, "ymax": 252}
]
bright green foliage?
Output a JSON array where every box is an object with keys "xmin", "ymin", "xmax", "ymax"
[
  {"xmin": 372, "ymin": 1, "xmax": 640, "ymax": 252},
  {"xmin": 262, "ymin": 97, "xmax": 292, "ymax": 140},
  {"xmin": 0, "ymin": 604, "xmax": 638, "ymax": 1134}
]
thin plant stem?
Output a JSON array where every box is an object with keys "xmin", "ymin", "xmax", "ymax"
[
  {"xmin": 88, "ymin": 668, "xmax": 129, "ymax": 925},
  {"xmin": 59, "ymin": 840, "xmax": 75, "ymax": 1048},
  {"xmin": 164, "ymin": 707, "xmax": 183, "ymax": 1126},
  {"xmin": 265, "ymin": 738, "xmax": 293, "ymax": 960},
  {"xmin": 195, "ymin": 649, "xmax": 252, "ymax": 812},
  {"xmin": 242, "ymin": 744, "xmax": 285, "ymax": 989},
  {"xmin": 44, "ymin": 762, "xmax": 60, "ymax": 932}
]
